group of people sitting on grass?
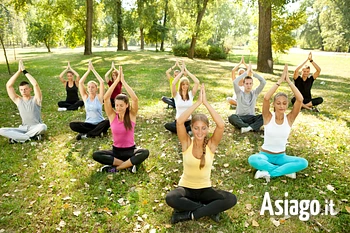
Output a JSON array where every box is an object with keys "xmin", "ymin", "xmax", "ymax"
[{"xmin": 0, "ymin": 52, "xmax": 323, "ymax": 224}]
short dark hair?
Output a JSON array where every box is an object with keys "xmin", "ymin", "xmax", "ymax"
[
  {"xmin": 19, "ymin": 81, "xmax": 30, "ymax": 87},
  {"xmin": 243, "ymin": 76, "xmax": 253, "ymax": 83}
]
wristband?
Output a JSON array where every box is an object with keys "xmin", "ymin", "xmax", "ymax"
[
  {"xmin": 276, "ymin": 83, "xmax": 280, "ymax": 86},
  {"xmin": 23, "ymin": 70, "xmax": 28, "ymax": 75},
  {"xmin": 310, "ymin": 60, "xmax": 313, "ymax": 63}
]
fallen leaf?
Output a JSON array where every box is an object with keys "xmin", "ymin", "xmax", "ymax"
[
  {"xmin": 224, "ymin": 163, "xmax": 229, "ymax": 168},
  {"xmin": 270, "ymin": 217, "xmax": 280, "ymax": 227},
  {"xmin": 137, "ymin": 216, "xmax": 143, "ymax": 222},
  {"xmin": 245, "ymin": 204, "xmax": 252, "ymax": 210},
  {"xmin": 281, "ymin": 180, "xmax": 287, "ymax": 183},
  {"xmin": 244, "ymin": 221, "xmax": 249, "ymax": 228},
  {"xmin": 326, "ymin": 185, "xmax": 335, "ymax": 192},
  {"xmin": 252, "ymin": 219, "xmax": 259, "ymax": 227},
  {"xmin": 247, "ymin": 184, "xmax": 254, "ymax": 188},
  {"xmin": 73, "ymin": 210, "xmax": 81, "ymax": 216},
  {"xmin": 345, "ymin": 206, "xmax": 350, "ymax": 213},
  {"xmin": 62, "ymin": 196, "xmax": 71, "ymax": 201},
  {"xmin": 59, "ymin": 220, "xmax": 66, "ymax": 227}
]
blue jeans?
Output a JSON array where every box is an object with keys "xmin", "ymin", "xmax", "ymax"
[{"xmin": 248, "ymin": 151, "xmax": 308, "ymax": 177}]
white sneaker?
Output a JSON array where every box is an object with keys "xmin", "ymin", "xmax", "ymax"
[
  {"xmin": 241, "ymin": 126, "xmax": 253, "ymax": 133},
  {"xmin": 285, "ymin": 173, "xmax": 296, "ymax": 179},
  {"xmin": 131, "ymin": 165, "xmax": 137, "ymax": 173},
  {"xmin": 58, "ymin": 107, "xmax": 67, "ymax": 111},
  {"xmin": 254, "ymin": 170, "xmax": 271, "ymax": 182}
]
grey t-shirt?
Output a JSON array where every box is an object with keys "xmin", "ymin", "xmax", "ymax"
[
  {"xmin": 17, "ymin": 97, "xmax": 42, "ymax": 126},
  {"xmin": 234, "ymin": 72, "xmax": 266, "ymax": 116}
]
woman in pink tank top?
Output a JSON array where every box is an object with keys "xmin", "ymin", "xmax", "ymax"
[{"xmin": 92, "ymin": 66, "xmax": 149, "ymax": 173}]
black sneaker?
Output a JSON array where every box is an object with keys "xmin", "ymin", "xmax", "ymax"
[
  {"xmin": 100, "ymin": 165, "xmax": 119, "ymax": 173},
  {"xmin": 31, "ymin": 135, "xmax": 42, "ymax": 141},
  {"xmin": 209, "ymin": 213, "xmax": 220, "ymax": 222},
  {"xmin": 170, "ymin": 211, "xmax": 192, "ymax": 224},
  {"xmin": 76, "ymin": 133, "xmax": 87, "ymax": 140},
  {"xmin": 312, "ymin": 107, "xmax": 320, "ymax": 112},
  {"xmin": 9, "ymin": 138, "xmax": 18, "ymax": 144}
]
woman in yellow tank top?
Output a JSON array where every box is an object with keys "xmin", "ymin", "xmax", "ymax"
[{"xmin": 165, "ymin": 84, "xmax": 237, "ymax": 224}]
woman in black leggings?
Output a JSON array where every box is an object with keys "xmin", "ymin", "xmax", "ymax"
[{"xmin": 165, "ymin": 84, "xmax": 237, "ymax": 224}]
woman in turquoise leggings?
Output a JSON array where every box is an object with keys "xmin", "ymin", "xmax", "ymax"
[{"xmin": 248, "ymin": 64, "xmax": 308, "ymax": 181}]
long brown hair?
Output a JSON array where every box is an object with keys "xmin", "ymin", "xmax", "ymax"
[
  {"xmin": 178, "ymin": 77, "xmax": 190, "ymax": 101},
  {"xmin": 115, "ymin": 94, "xmax": 132, "ymax": 130},
  {"xmin": 191, "ymin": 114, "xmax": 209, "ymax": 169}
]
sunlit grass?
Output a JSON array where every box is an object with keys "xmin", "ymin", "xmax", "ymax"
[{"xmin": 0, "ymin": 49, "xmax": 349, "ymax": 232}]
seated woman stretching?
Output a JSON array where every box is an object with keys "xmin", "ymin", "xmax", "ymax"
[
  {"xmin": 104, "ymin": 61, "xmax": 122, "ymax": 108},
  {"xmin": 248, "ymin": 64, "xmax": 308, "ymax": 181},
  {"xmin": 69, "ymin": 61, "xmax": 110, "ymax": 140},
  {"xmin": 165, "ymin": 84, "xmax": 237, "ymax": 224},
  {"xmin": 164, "ymin": 62, "xmax": 200, "ymax": 133},
  {"xmin": 57, "ymin": 62, "xmax": 84, "ymax": 111},
  {"xmin": 92, "ymin": 66, "xmax": 149, "ymax": 173}
]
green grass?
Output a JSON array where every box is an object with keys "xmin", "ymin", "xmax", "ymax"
[{"xmin": 0, "ymin": 49, "xmax": 349, "ymax": 232}]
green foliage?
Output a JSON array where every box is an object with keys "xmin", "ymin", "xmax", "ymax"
[
  {"xmin": 194, "ymin": 45, "xmax": 209, "ymax": 59},
  {"xmin": 172, "ymin": 44, "xmax": 190, "ymax": 56},
  {"xmin": 208, "ymin": 45, "xmax": 227, "ymax": 60},
  {"xmin": 272, "ymin": 6, "xmax": 306, "ymax": 54}
]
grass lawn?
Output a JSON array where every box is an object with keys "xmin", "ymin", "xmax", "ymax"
[{"xmin": 0, "ymin": 49, "xmax": 349, "ymax": 233}]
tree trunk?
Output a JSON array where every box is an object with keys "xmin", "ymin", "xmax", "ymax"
[
  {"xmin": 257, "ymin": 0, "xmax": 273, "ymax": 73},
  {"xmin": 316, "ymin": 13, "xmax": 324, "ymax": 51},
  {"xmin": 45, "ymin": 40, "xmax": 51, "ymax": 52},
  {"xmin": 84, "ymin": 0, "xmax": 93, "ymax": 55},
  {"xmin": 123, "ymin": 38, "xmax": 128, "ymax": 51},
  {"xmin": 117, "ymin": 0, "xmax": 123, "ymax": 51},
  {"xmin": 140, "ymin": 27, "xmax": 144, "ymax": 50},
  {"xmin": 188, "ymin": 0, "xmax": 209, "ymax": 59},
  {"xmin": 0, "ymin": 35, "xmax": 11, "ymax": 75},
  {"xmin": 160, "ymin": 0, "xmax": 168, "ymax": 51}
]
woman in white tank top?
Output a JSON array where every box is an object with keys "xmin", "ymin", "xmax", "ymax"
[{"xmin": 248, "ymin": 64, "xmax": 308, "ymax": 181}]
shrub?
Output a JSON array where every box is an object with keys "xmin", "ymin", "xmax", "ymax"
[
  {"xmin": 208, "ymin": 45, "xmax": 227, "ymax": 60},
  {"xmin": 194, "ymin": 46, "xmax": 209, "ymax": 59},
  {"xmin": 172, "ymin": 44, "xmax": 190, "ymax": 57}
]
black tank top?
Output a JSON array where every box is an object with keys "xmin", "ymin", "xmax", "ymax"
[{"xmin": 66, "ymin": 82, "xmax": 79, "ymax": 102}]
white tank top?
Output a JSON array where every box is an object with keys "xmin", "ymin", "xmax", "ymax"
[{"xmin": 261, "ymin": 112, "xmax": 291, "ymax": 153}]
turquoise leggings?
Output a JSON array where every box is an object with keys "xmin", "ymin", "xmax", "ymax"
[{"xmin": 248, "ymin": 151, "xmax": 308, "ymax": 177}]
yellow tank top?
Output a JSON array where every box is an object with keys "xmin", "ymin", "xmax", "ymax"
[{"xmin": 178, "ymin": 140, "xmax": 214, "ymax": 189}]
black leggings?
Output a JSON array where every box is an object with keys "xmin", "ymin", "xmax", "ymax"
[
  {"xmin": 69, "ymin": 120, "xmax": 110, "ymax": 137},
  {"xmin": 291, "ymin": 97, "xmax": 323, "ymax": 106},
  {"xmin": 164, "ymin": 120, "xmax": 191, "ymax": 133},
  {"xmin": 58, "ymin": 100, "xmax": 84, "ymax": 110},
  {"xmin": 165, "ymin": 187, "xmax": 237, "ymax": 219},
  {"xmin": 93, "ymin": 145, "xmax": 149, "ymax": 166}
]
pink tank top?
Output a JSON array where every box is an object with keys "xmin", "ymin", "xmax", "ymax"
[{"xmin": 111, "ymin": 114, "xmax": 135, "ymax": 148}]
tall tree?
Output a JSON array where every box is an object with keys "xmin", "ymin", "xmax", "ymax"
[
  {"xmin": 136, "ymin": 0, "xmax": 157, "ymax": 50},
  {"xmin": 160, "ymin": 0, "xmax": 168, "ymax": 51},
  {"xmin": 257, "ymin": 0, "xmax": 273, "ymax": 73},
  {"xmin": 116, "ymin": 0, "xmax": 123, "ymax": 50},
  {"xmin": 84, "ymin": 0, "xmax": 93, "ymax": 55},
  {"xmin": 188, "ymin": 0, "xmax": 210, "ymax": 59},
  {"xmin": 0, "ymin": 3, "xmax": 11, "ymax": 74}
]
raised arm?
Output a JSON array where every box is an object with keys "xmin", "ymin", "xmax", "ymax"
[
  {"xmin": 79, "ymin": 62, "xmax": 91, "ymax": 102},
  {"xmin": 59, "ymin": 64, "xmax": 68, "ymax": 84},
  {"xmin": 171, "ymin": 64, "xmax": 184, "ymax": 98},
  {"xmin": 20, "ymin": 60, "xmax": 42, "ymax": 106},
  {"xmin": 253, "ymin": 71, "xmax": 266, "ymax": 95},
  {"xmin": 120, "ymin": 66, "xmax": 138, "ymax": 119},
  {"xmin": 286, "ymin": 66, "xmax": 303, "ymax": 125},
  {"xmin": 309, "ymin": 53, "xmax": 321, "ymax": 79},
  {"xmin": 293, "ymin": 54, "xmax": 309, "ymax": 79},
  {"xmin": 166, "ymin": 60, "xmax": 178, "ymax": 80},
  {"xmin": 104, "ymin": 68, "xmax": 120, "ymax": 121},
  {"xmin": 89, "ymin": 63, "xmax": 105, "ymax": 103},
  {"xmin": 104, "ymin": 62, "xmax": 115, "ymax": 83},
  {"xmin": 185, "ymin": 67, "xmax": 200, "ymax": 97},
  {"xmin": 177, "ymin": 89, "xmax": 202, "ymax": 150},
  {"xmin": 6, "ymin": 62, "xmax": 22, "ymax": 104},
  {"xmin": 262, "ymin": 66, "xmax": 286, "ymax": 123},
  {"xmin": 231, "ymin": 56, "xmax": 243, "ymax": 81},
  {"xmin": 202, "ymin": 85, "xmax": 224, "ymax": 153}
]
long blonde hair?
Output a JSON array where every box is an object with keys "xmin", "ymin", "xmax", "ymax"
[{"xmin": 191, "ymin": 114, "xmax": 209, "ymax": 169}]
